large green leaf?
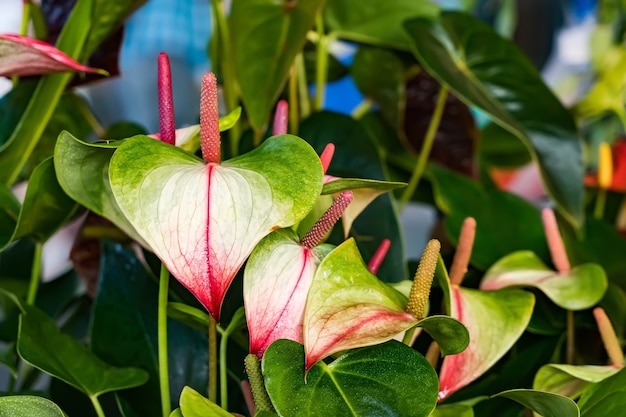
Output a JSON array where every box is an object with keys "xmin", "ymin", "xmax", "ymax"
[
  {"xmin": 0, "ymin": 396, "xmax": 68, "ymax": 417},
  {"xmin": 438, "ymin": 286, "xmax": 535, "ymax": 401},
  {"xmin": 324, "ymin": 0, "xmax": 439, "ymax": 49},
  {"xmin": 17, "ymin": 304, "xmax": 148, "ymax": 398},
  {"xmin": 229, "ymin": 0, "xmax": 324, "ymax": 129},
  {"xmin": 263, "ymin": 339, "xmax": 439, "ymax": 417},
  {"xmin": 303, "ymin": 239, "xmax": 419, "ymax": 369},
  {"xmin": 91, "ymin": 242, "xmax": 209, "ymax": 417},
  {"xmin": 578, "ymin": 367, "xmax": 626, "ymax": 416},
  {"xmin": 0, "ymin": 184, "xmax": 19, "ymax": 245},
  {"xmin": 0, "ymin": 158, "xmax": 77, "ymax": 251},
  {"xmin": 404, "ymin": 12, "xmax": 584, "ymax": 227},
  {"xmin": 300, "ymin": 111, "xmax": 407, "ymax": 283},
  {"xmin": 431, "ymin": 404, "xmax": 474, "ymax": 417},
  {"xmin": 481, "ymin": 251, "xmax": 607, "ymax": 311},
  {"xmin": 178, "ymin": 386, "xmax": 232, "ymax": 417},
  {"xmin": 534, "ymin": 364, "xmax": 619, "ymax": 400},
  {"xmin": 426, "ymin": 163, "xmax": 549, "ymax": 270},
  {"xmin": 109, "ymin": 134, "xmax": 323, "ymax": 321},
  {"xmin": 494, "ymin": 389, "xmax": 579, "ymax": 417}
]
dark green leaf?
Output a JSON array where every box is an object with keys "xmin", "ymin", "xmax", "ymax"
[
  {"xmin": 579, "ymin": 367, "xmax": 626, "ymax": 416},
  {"xmin": 494, "ymin": 389, "xmax": 579, "ymax": 417},
  {"xmin": 17, "ymin": 304, "xmax": 149, "ymax": 398},
  {"xmin": 0, "ymin": 396, "xmax": 68, "ymax": 417},
  {"xmin": 263, "ymin": 339, "xmax": 438, "ymax": 417},
  {"xmin": 478, "ymin": 123, "xmax": 532, "ymax": 168},
  {"xmin": 229, "ymin": 0, "xmax": 324, "ymax": 129},
  {"xmin": 431, "ymin": 404, "xmax": 474, "ymax": 417},
  {"xmin": 405, "ymin": 12, "xmax": 584, "ymax": 227},
  {"xmin": 416, "ymin": 315, "xmax": 469, "ymax": 356},
  {"xmin": 0, "ymin": 184, "xmax": 19, "ymax": 245},
  {"xmin": 0, "ymin": 342, "xmax": 17, "ymax": 378}
]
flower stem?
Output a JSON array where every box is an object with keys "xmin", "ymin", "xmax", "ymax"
[
  {"xmin": 314, "ymin": 15, "xmax": 328, "ymax": 111},
  {"xmin": 209, "ymin": 316, "xmax": 218, "ymax": 403},
  {"xmin": 351, "ymin": 98, "xmax": 374, "ymax": 120},
  {"xmin": 567, "ymin": 310, "xmax": 575, "ymax": 364},
  {"xmin": 594, "ymin": 189, "xmax": 607, "ymax": 220},
  {"xmin": 89, "ymin": 395, "xmax": 106, "ymax": 417},
  {"xmin": 296, "ymin": 53, "xmax": 311, "ymax": 120},
  {"xmin": 219, "ymin": 325, "xmax": 229, "ymax": 409},
  {"xmin": 26, "ymin": 241, "xmax": 43, "ymax": 306},
  {"xmin": 158, "ymin": 264, "xmax": 171, "ymax": 417},
  {"xmin": 289, "ymin": 64, "xmax": 299, "ymax": 134},
  {"xmin": 368, "ymin": 239, "xmax": 391, "ymax": 274},
  {"xmin": 399, "ymin": 86, "xmax": 448, "ymax": 208}
]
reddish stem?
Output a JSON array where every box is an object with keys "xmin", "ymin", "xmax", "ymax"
[
  {"xmin": 449, "ymin": 217, "xmax": 476, "ymax": 286},
  {"xmin": 157, "ymin": 53, "xmax": 176, "ymax": 145},
  {"xmin": 319, "ymin": 143, "xmax": 335, "ymax": 175},
  {"xmin": 301, "ymin": 190, "xmax": 353, "ymax": 248},
  {"xmin": 541, "ymin": 208, "xmax": 570, "ymax": 273},
  {"xmin": 368, "ymin": 239, "xmax": 391, "ymax": 274},
  {"xmin": 272, "ymin": 100, "xmax": 288, "ymax": 135},
  {"xmin": 200, "ymin": 72, "xmax": 220, "ymax": 164}
]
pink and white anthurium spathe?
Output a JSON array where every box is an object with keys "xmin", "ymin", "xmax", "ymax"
[
  {"xmin": 0, "ymin": 33, "xmax": 107, "ymax": 77},
  {"xmin": 107, "ymin": 58, "xmax": 324, "ymax": 322}
]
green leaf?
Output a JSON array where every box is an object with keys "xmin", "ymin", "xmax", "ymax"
[
  {"xmin": 53, "ymin": 131, "xmax": 149, "ymax": 247},
  {"xmin": 263, "ymin": 339, "xmax": 439, "ymax": 417},
  {"xmin": 494, "ymin": 389, "xmax": 579, "ymax": 417},
  {"xmin": 0, "ymin": 342, "xmax": 17, "ymax": 378},
  {"xmin": 478, "ymin": 123, "xmax": 532, "ymax": 168},
  {"xmin": 303, "ymin": 239, "xmax": 418, "ymax": 369},
  {"xmin": 426, "ymin": 163, "xmax": 549, "ymax": 270},
  {"xmin": 325, "ymin": 0, "xmax": 439, "ymax": 49},
  {"xmin": 430, "ymin": 404, "xmax": 474, "ymax": 417},
  {"xmin": 167, "ymin": 301, "xmax": 210, "ymax": 332},
  {"xmin": 416, "ymin": 315, "xmax": 469, "ymax": 356},
  {"xmin": 534, "ymin": 364, "xmax": 619, "ymax": 400},
  {"xmin": 169, "ymin": 409, "xmax": 183, "ymax": 417},
  {"xmin": 300, "ymin": 111, "xmax": 407, "ymax": 283},
  {"xmin": 438, "ymin": 287, "xmax": 535, "ymax": 400},
  {"xmin": 229, "ymin": 0, "xmax": 324, "ymax": 129},
  {"xmin": 109, "ymin": 134, "xmax": 323, "ymax": 321},
  {"xmin": 0, "ymin": 184, "xmax": 19, "ymax": 245},
  {"xmin": 578, "ymin": 367, "xmax": 626, "ymax": 416},
  {"xmin": 405, "ymin": 12, "xmax": 584, "ymax": 227},
  {"xmin": 17, "ymin": 304, "xmax": 149, "ymax": 398},
  {"xmin": 0, "ymin": 158, "xmax": 77, "ymax": 251},
  {"xmin": 0, "ymin": 396, "xmax": 68, "ymax": 417},
  {"xmin": 179, "ymin": 386, "xmax": 232, "ymax": 417},
  {"xmin": 481, "ymin": 251, "xmax": 607, "ymax": 310}
]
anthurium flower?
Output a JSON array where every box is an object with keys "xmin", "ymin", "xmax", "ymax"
[
  {"xmin": 108, "ymin": 72, "xmax": 324, "ymax": 321},
  {"xmin": 0, "ymin": 33, "xmax": 107, "ymax": 77},
  {"xmin": 244, "ymin": 191, "xmax": 353, "ymax": 358}
]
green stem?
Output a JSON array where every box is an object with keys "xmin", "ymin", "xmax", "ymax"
[
  {"xmin": 401, "ymin": 328, "xmax": 416, "ymax": 346},
  {"xmin": 26, "ymin": 241, "xmax": 43, "ymax": 306},
  {"xmin": 314, "ymin": 15, "xmax": 328, "ymax": 111},
  {"xmin": 158, "ymin": 264, "xmax": 171, "ymax": 417},
  {"xmin": 295, "ymin": 53, "xmax": 311, "ymax": 120},
  {"xmin": 289, "ymin": 64, "xmax": 299, "ymax": 134},
  {"xmin": 399, "ymin": 86, "xmax": 448, "ymax": 208},
  {"xmin": 594, "ymin": 189, "xmax": 607, "ymax": 220},
  {"xmin": 89, "ymin": 395, "xmax": 106, "ymax": 417},
  {"xmin": 209, "ymin": 316, "xmax": 218, "ymax": 403},
  {"xmin": 75, "ymin": 96, "xmax": 105, "ymax": 138},
  {"xmin": 20, "ymin": 1, "xmax": 31, "ymax": 36},
  {"xmin": 219, "ymin": 324, "xmax": 229, "ymax": 409},
  {"xmin": 351, "ymin": 98, "xmax": 374, "ymax": 120},
  {"xmin": 567, "ymin": 310, "xmax": 575, "ymax": 364}
]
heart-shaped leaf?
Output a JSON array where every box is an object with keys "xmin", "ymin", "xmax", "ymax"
[
  {"xmin": 109, "ymin": 134, "xmax": 323, "ymax": 321},
  {"xmin": 534, "ymin": 364, "xmax": 620, "ymax": 399},
  {"xmin": 481, "ymin": 251, "xmax": 607, "ymax": 310},
  {"xmin": 416, "ymin": 315, "xmax": 469, "ymax": 356},
  {"xmin": 404, "ymin": 12, "xmax": 584, "ymax": 227},
  {"xmin": 0, "ymin": 395, "xmax": 68, "ymax": 417},
  {"xmin": 438, "ymin": 286, "xmax": 535, "ymax": 400},
  {"xmin": 229, "ymin": 0, "xmax": 324, "ymax": 129},
  {"xmin": 244, "ymin": 229, "xmax": 333, "ymax": 357},
  {"xmin": 578, "ymin": 367, "xmax": 626, "ymax": 416},
  {"xmin": 179, "ymin": 386, "xmax": 232, "ymax": 417},
  {"xmin": 303, "ymin": 238, "xmax": 418, "ymax": 370},
  {"xmin": 17, "ymin": 304, "xmax": 148, "ymax": 398},
  {"xmin": 493, "ymin": 389, "xmax": 580, "ymax": 417},
  {"xmin": 263, "ymin": 339, "xmax": 439, "ymax": 417}
]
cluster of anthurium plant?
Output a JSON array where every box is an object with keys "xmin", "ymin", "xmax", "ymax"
[{"xmin": 1, "ymin": 0, "xmax": 626, "ymax": 416}]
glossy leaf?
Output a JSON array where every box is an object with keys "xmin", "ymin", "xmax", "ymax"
[
  {"xmin": 405, "ymin": 12, "xmax": 584, "ymax": 227},
  {"xmin": 481, "ymin": 251, "xmax": 607, "ymax": 310},
  {"xmin": 17, "ymin": 304, "xmax": 148, "ymax": 397},
  {"xmin": 534, "ymin": 364, "xmax": 619, "ymax": 400},
  {"xmin": 109, "ymin": 135, "xmax": 323, "ymax": 321},
  {"xmin": 263, "ymin": 339, "xmax": 439, "ymax": 417},
  {"xmin": 494, "ymin": 389, "xmax": 579, "ymax": 417},
  {"xmin": 431, "ymin": 404, "xmax": 475, "ymax": 417},
  {"xmin": 479, "ymin": 123, "xmax": 532, "ymax": 168},
  {"xmin": 53, "ymin": 132, "xmax": 149, "ymax": 248},
  {"xmin": 179, "ymin": 386, "xmax": 232, "ymax": 417},
  {"xmin": 416, "ymin": 315, "xmax": 469, "ymax": 356},
  {"xmin": 0, "ymin": 33, "xmax": 106, "ymax": 77},
  {"xmin": 0, "ymin": 396, "xmax": 68, "ymax": 417},
  {"xmin": 438, "ymin": 287, "xmax": 535, "ymax": 400},
  {"xmin": 229, "ymin": 0, "xmax": 324, "ymax": 129},
  {"xmin": 244, "ymin": 229, "xmax": 333, "ymax": 357},
  {"xmin": 426, "ymin": 163, "xmax": 549, "ymax": 270},
  {"xmin": 0, "ymin": 158, "xmax": 76, "ymax": 251},
  {"xmin": 578, "ymin": 367, "xmax": 626, "ymax": 416},
  {"xmin": 303, "ymin": 239, "xmax": 418, "ymax": 370},
  {"xmin": 324, "ymin": 0, "xmax": 439, "ymax": 49}
]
